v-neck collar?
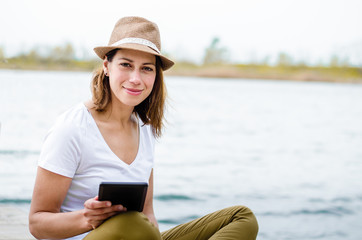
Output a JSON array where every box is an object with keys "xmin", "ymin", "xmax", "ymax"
[{"xmin": 82, "ymin": 103, "xmax": 141, "ymax": 167}]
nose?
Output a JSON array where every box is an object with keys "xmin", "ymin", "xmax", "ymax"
[{"xmin": 129, "ymin": 70, "xmax": 141, "ymax": 85}]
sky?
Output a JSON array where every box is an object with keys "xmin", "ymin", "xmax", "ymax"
[{"xmin": 1, "ymin": 0, "xmax": 362, "ymax": 65}]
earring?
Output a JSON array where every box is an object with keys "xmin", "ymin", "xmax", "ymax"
[{"xmin": 104, "ymin": 71, "xmax": 108, "ymax": 76}]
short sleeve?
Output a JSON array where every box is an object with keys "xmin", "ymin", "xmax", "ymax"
[{"xmin": 38, "ymin": 117, "xmax": 82, "ymax": 178}]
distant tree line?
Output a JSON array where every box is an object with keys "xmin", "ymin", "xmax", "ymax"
[
  {"xmin": 202, "ymin": 37, "xmax": 359, "ymax": 68},
  {"xmin": 0, "ymin": 40, "xmax": 361, "ymax": 72},
  {"xmin": 0, "ymin": 43, "xmax": 100, "ymax": 71}
]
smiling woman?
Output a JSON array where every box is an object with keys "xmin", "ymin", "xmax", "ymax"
[{"xmin": 28, "ymin": 16, "xmax": 258, "ymax": 240}]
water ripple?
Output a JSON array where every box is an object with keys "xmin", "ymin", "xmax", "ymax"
[
  {"xmin": 0, "ymin": 198, "xmax": 31, "ymax": 204},
  {"xmin": 159, "ymin": 215, "xmax": 201, "ymax": 225},
  {"xmin": 259, "ymin": 206, "xmax": 353, "ymax": 217},
  {"xmin": 0, "ymin": 150, "xmax": 39, "ymax": 156},
  {"xmin": 292, "ymin": 206, "xmax": 353, "ymax": 216},
  {"xmin": 155, "ymin": 194, "xmax": 198, "ymax": 202}
]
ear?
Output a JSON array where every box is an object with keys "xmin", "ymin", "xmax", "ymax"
[{"xmin": 103, "ymin": 58, "xmax": 109, "ymax": 75}]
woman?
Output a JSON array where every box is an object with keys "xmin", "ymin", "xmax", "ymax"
[{"xmin": 29, "ymin": 16, "xmax": 258, "ymax": 240}]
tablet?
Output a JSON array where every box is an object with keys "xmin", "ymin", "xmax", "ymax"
[{"xmin": 98, "ymin": 182, "xmax": 148, "ymax": 212}]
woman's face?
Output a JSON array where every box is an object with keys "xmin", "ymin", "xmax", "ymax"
[{"xmin": 104, "ymin": 49, "xmax": 156, "ymax": 107}]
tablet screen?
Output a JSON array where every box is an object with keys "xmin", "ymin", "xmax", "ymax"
[{"xmin": 98, "ymin": 182, "xmax": 148, "ymax": 212}]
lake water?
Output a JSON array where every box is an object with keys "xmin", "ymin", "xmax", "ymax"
[{"xmin": 0, "ymin": 69, "xmax": 362, "ymax": 239}]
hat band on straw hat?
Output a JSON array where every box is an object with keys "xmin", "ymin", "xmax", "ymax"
[
  {"xmin": 94, "ymin": 16, "xmax": 174, "ymax": 70},
  {"xmin": 111, "ymin": 37, "xmax": 160, "ymax": 54}
]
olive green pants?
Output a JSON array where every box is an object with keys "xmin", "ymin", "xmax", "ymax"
[{"xmin": 84, "ymin": 206, "xmax": 258, "ymax": 240}]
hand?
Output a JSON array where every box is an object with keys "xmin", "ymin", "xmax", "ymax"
[{"xmin": 83, "ymin": 196, "xmax": 127, "ymax": 230}]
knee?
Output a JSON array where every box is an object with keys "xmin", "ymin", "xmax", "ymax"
[
  {"xmin": 84, "ymin": 212, "xmax": 161, "ymax": 240},
  {"xmin": 233, "ymin": 205, "xmax": 259, "ymax": 236}
]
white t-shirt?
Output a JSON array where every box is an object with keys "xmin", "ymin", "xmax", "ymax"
[{"xmin": 38, "ymin": 103, "xmax": 155, "ymax": 240}]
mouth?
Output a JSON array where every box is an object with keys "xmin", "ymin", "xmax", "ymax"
[{"xmin": 123, "ymin": 87, "xmax": 143, "ymax": 96}]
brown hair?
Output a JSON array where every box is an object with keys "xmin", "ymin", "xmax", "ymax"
[{"xmin": 90, "ymin": 49, "xmax": 166, "ymax": 138}]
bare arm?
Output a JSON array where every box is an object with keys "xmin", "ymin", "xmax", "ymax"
[
  {"xmin": 142, "ymin": 169, "xmax": 158, "ymax": 228},
  {"xmin": 29, "ymin": 167, "xmax": 125, "ymax": 239}
]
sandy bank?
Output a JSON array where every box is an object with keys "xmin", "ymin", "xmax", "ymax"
[{"xmin": 0, "ymin": 205, "xmax": 34, "ymax": 240}]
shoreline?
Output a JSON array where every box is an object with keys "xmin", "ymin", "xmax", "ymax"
[
  {"xmin": 166, "ymin": 64, "xmax": 362, "ymax": 84},
  {"xmin": 1, "ymin": 65, "xmax": 361, "ymax": 84},
  {"xmin": 0, "ymin": 204, "xmax": 35, "ymax": 240}
]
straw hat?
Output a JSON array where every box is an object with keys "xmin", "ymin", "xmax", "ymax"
[{"xmin": 94, "ymin": 16, "xmax": 174, "ymax": 70}]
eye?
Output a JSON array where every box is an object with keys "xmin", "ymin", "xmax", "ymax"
[
  {"xmin": 120, "ymin": 62, "xmax": 131, "ymax": 68},
  {"xmin": 143, "ymin": 66, "xmax": 154, "ymax": 72}
]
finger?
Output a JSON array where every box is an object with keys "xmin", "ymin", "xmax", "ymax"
[
  {"xmin": 84, "ymin": 207, "xmax": 112, "ymax": 218},
  {"xmin": 84, "ymin": 199, "xmax": 111, "ymax": 210},
  {"xmin": 86, "ymin": 204, "xmax": 126, "ymax": 217},
  {"xmin": 88, "ymin": 211, "xmax": 119, "ymax": 222},
  {"xmin": 112, "ymin": 204, "xmax": 127, "ymax": 212}
]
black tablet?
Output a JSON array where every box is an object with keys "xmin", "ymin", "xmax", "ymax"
[{"xmin": 98, "ymin": 182, "xmax": 148, "ymax": 212}]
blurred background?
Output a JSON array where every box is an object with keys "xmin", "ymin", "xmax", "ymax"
[
  {"xmin": 1, "ymin": 0, "xmax": 362, "ymax": 239},
  {"xmin": 1, "ymin": 0, "xmax": 362, "ymax": 82}
]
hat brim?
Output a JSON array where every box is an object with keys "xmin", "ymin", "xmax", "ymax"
[{"xmin": 94, "ymin": 43, "xmax": 174, "ymax": 71}]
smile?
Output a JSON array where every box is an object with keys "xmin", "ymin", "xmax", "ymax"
[{"xmin": 123, "ymin": 87, "xmax": 143, "ymax": 96}]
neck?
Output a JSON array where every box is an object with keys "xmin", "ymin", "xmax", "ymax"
[
  {"xmin": 105, "ymin": 101, "xmax": 134, "ymax": 124},
  {"xmin": 86, "ymin": 99, "xmax": 136, "ymax": 128}
]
